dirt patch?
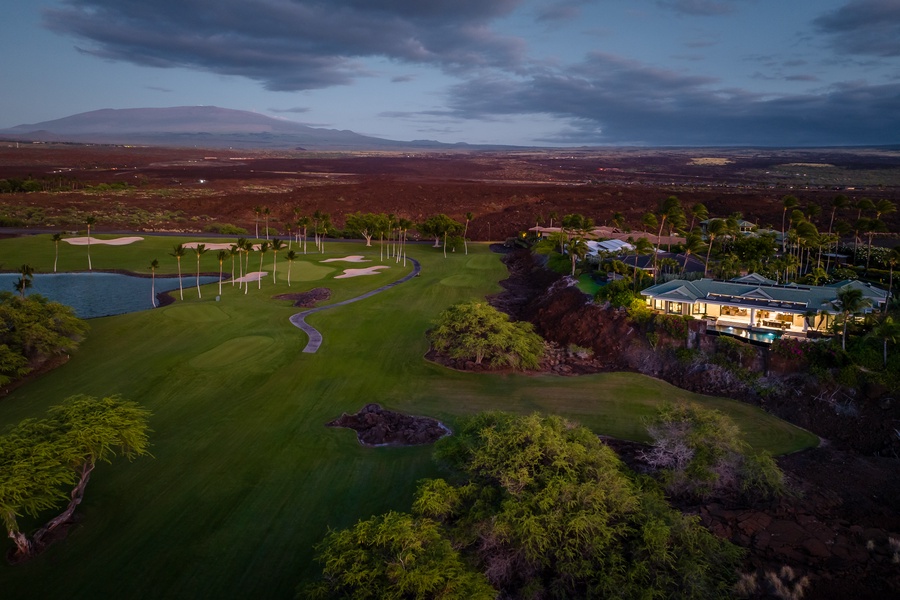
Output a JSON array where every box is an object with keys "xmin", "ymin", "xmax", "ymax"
[
  {"xmin": 326, "ymin": 403, "xmax": 450, "ymax": 446},
  {"xmin": 272, "ymin": 288, "xmax": 330, "ymax": 307}
]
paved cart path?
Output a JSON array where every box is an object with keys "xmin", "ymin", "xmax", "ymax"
[{"xmin": 289, "ymin": 258, "xmax": 421, "ymax": 353}]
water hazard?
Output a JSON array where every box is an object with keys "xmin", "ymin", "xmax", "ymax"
[{"xmin": 0, "ymin": 272, "xmax": 219, "ymax": 318}]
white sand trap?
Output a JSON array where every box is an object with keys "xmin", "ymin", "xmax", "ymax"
[
  {"xmin": 334, "ymin": 266, "xmax": 390, "ymax": 279},
  {"xmin": 63, "ymin": 236, "xmax": 144, "ymax": 246},
  {"xmin": 321, "ymin": 255, "xmax": 371, "ymax": 263},
  {"xmin": 233, "ymin": 271, "xmax": 268, "ymax": 283}
]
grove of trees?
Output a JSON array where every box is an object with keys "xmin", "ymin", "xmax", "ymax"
[{"xmin": 302, "ymin": 413, "xmax": 743, "ymax": 599}]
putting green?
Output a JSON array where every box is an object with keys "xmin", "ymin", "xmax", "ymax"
[
  {"xmin": 190, "ymin": 336, "xmax": 275, "ymax": 369},
  {"xmin": 291, "ymin": 262, "xmax": 336, "ymax": 281},
  {"xmin": 466, "ymin": 254, "xmax": 503, "ymax": 269}
]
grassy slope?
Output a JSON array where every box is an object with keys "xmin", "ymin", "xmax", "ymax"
[{"xmin": 0, "ymin": 235, "xmax": 816, "ymax": 599}]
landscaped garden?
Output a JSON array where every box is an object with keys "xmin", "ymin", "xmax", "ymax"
[{"xmin": 0, "ymin": 234, "xmax": 817, "ymax": 598}]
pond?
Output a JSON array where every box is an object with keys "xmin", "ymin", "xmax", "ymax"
[{"xmin": 0, "ymin": 272, "xmax": 220, "ymax": 318}]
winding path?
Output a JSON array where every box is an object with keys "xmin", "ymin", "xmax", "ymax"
[{"xmin": 289, "ymin": 258, "xmax": 421, "ymax": 353}]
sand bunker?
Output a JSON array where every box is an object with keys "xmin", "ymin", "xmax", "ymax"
[
  {"xmin": 321, "ymin": 255, "xmax": 371, "ymax": 263},
  {"xmin": 183, "ymin": 242, "xmax": 267, "ymax": 251},
  {"xmin": 334, "ymin": 266, "xmax": 390, "ymax": 279},
  {"xmin": 63, "ymin": 236, "xmax": 144, "ymax": 246},
  {"xmin": 232, "ymin": 271, "xmax": 267, "ymax": 283}
]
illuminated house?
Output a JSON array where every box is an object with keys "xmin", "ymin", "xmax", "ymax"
[{"xmin": 640, "ymin": 274, "xmax": 887, "ymax": 338}]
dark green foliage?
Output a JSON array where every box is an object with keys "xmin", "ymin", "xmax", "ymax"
[
  {"xmin": 0, "ymin": 292, "xmax": 88, "ymax": 386},
  {"xmin": 595, "ymin": 279, "xmax": 638, "ymax": 308},
  {"xmin": 204, "ymin": 223, "xmax": 248, "ymax": 235},
  {"xmin": 423, "ymin": 413, "xmax": 742, "ymax": 599},
  {"xmin": 429, "ymin": 302, "xmax": 544, "ymax": 370},
  {"xmin": 303, "ymin": 511, "xmax": 495, "ymax": 599}
]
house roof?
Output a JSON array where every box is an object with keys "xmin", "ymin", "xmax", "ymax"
[
  {"xmin": 641, "ymin": 275, "xmax": 887, "ymax": 314},
  {"xmin": 622, "ymin": 252, "xmax": 706, "ymax": 273},
  {"xmin": 587, "ymin": 239, "xmax": 634, "ymax": 253}
]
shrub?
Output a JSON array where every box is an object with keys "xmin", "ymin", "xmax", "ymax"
[
  {"xmin": 770, "ymin": 337, "xmax": 811, "ymax": 361},
  {"xmin": 595, "ymin": 279, "xmax": 638, "ymax": 308},
  {"xmin": 204, "ymin": 223, "xmax": 248, "ymax": 235},
  {"xmin": 656, "ymin": 313, "xmax": 689, "ymax": 338}
]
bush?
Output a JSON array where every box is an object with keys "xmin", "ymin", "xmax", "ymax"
[
  {"xmin": 429, "ymin": 302, "xmax": 544, "ymax": 370},
  {"xmin": 204, "ymin": 223, "xmax": 248, "ymax": 235},
  {"xmin": 594, "ymin": 279, "xmax": 638, "ymax": 308}
]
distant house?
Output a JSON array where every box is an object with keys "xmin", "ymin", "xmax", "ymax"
[
  {"xmin": 700, "ymin": 218, "xmax": 756, "ymax": 237},
  {"xmin": 640, "ymin": 275, "xmax": 887, "ymax": 339},
  {"xmin": 586, "ymin": 239, "xmax": 634, "ymax": 255},
  {"xmin": 622, "ymin": 251, "xmax": 706, "ymax": 276}
]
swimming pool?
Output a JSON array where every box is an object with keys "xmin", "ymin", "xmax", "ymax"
[{"xmin": 712, "ymin": 324, "xmax": 783, "ymax": 344}]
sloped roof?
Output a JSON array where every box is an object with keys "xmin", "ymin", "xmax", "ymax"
[{"xmin": 641, "ymin": 276, "xmax": 886, "ymax": 314}]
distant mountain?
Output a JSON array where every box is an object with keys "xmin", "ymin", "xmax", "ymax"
[{"xmin": 0, "ymin": 106, "xmax": 471, "ymax": 150}]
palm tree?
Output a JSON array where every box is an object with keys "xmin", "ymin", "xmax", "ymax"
[
  {"xmin": 169, "ymin": 243, "xmax": 186, "ymax": 301},
  {"xmin": 194, "ymin": 243, "xmax": 208, "ymax": 298},
  {"xmin": 297, "ymin": 215, "xmax": 311, "ymax": 254},
  {"xmin": 229, "ymin": 243, "xmax": 240, "ymax": 287},
  {"xmin": 863, "ymin": 219, "xmax": 887, "ymax": 272},
  {"xmin": 286, "ymin": 250, "xmax": 297, "ymax": 287},
  {"xmin": 242, "ymin": 238, "xmax": 255, "ymax": 294},
  {"xmin": 263, "ymin": 206, "xmax": 271, "ymax": 240},
  {"xmin": 257, "ymin": 241, "xmax": 270, "ymax": 290},
  {"xmin": 253, "ymin": 205, "xmax": 263, "ymax": 239},
  {"xmin": 828, "ymin": 194, "xmax": 849, "ymax": 235},
  {"xmin": 270, "ymin": 238, "xmax": 285, "ymax": 283},
  {"xmin": 51, "ymin": 232, "xmax": 63, "ymax": 272},
  {"xmin": 871, "ymin": 316, "xmax": 900, "ymax": 368},
  {"xmin": 463, "ymin": 211, "xmax": 473, "ymax": 255},
  {"xmin": 680, "ymin": 233, "xmax": 703, "ymax": 275},
  {"xmin": 886, "ymin": 248, "xmax": 900, "ymax": 313},
  {"xmin": 85, "ymin": 215, "xmax": 96, "ymax": 270},
  {"xmin": 781, "ymin": 195, "xmax": 798, "ymax": 253},
  {"xmin": 630, "ymin": 237, "xmax": 654, "ymax": 290},
  {"xmin": 831, "ymin": 287, "xmax": 872, "ymax": 351},
  {"xmin": 688, "ymin": 202, "xmax": 708, "ymax": 232},
  {"xmin": 15, "ymin": 264, "xmax": 34, "ymax": 298},
  {"xmin": 703, "ymin": 218, "xmax": 726, "ymax": 277},
  {"xmin": 216, "ymin": 250, "xmax": 228, "ymax": 296},
  {"xmin": 567, "ymin": 236, "xmax": 589, "ymax": 277},
  {"xmin": 149, "ymin": 259, "xmax": 159, "ymax": 307}
]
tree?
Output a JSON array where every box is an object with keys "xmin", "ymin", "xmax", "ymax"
[
  {"xmin": 641, "ymin": 402, "xmax": 784, "ymax": 500},
  {"xmin": 149, "ymin": 259, "xmax": 159, "ymax": 307},
  {"xmin": 285, "ymin": 250, "xmax": 297, "ymax": 287},
  {"xmin": 688, "ymin": 202, "xmax": 708, "ymax": 232},
  {"xmin": 242, "ymin": 238, "xmax": 255, "ymax": 295},
  {"xmin": 14, "ymin": 264, "xmax": 34, "ymax": 299},
  {"xmin": 680, "ymin": 233, "xmax": 703, "ymax": 275},
  {"xmin": 886, "ymin": 248, "xmax": 900, "ymax": 313},
  {"xmin": 704, "ymin": 218, "xmax": 726, "ymax": 277},
  {"xmin": 831, "ymin": 287, "xmax": 872, "ymax": 351},
  {"xmin": 169, "ymin": 244, "xmax": 186, "ymax": 301},
  {"xmin": 419, "ymin": 214, "xmax": 462, "ymax": 258},
  {"xmin": 85, "ymin": 215, "xmax": 96, "ymax": 270},
  {"xmin": 344, "ymin": 212, "xmax": 383, "ymax": 246},
  {"xmin": 429, "ymin": 302, "xmax": 544, "ymax": 369},
  {"xmin": 422, "ymin": 413, "xmax": 743, "ymax": 598},
  {"xmin": 0, "ymin": 395, "xmax": 151, "ymax": 560},
  {"xmin": 263, "ymin": 206, "xmax": 271, "ymax": 240},
  {"xmin": 51, "ymin": 232, "xmax": 63, "ymax": 273},
  {"xmin": 463, "ymin": 211, "xmax": 473, "ymax": 255},
  {"xmin": 828, "ymin": 194, "xmax": 849, "ymax": 234},
  {"xmin": 253, "ymin": 205, "xmax": 263, "ymax": 239},
  {"xmin": 304, "ymin": 512, "xmax": 494, "ymax": 600},
  {"xmin": 566, "ymin": 236, "xmax": 589, "ymax": 276},
  {"xmin": 297, "ymin": 215, "xmax": 311, "ymax": 254},
  {"xmin": 257, "ymin": 241, "xmax": 270, "ymax": 290},
  {"xmin": 270, "ymin": 238, "xmax": 285, "ymax": 284},
  {"xmin": 871, "ymin": 316, "xmax": 900, "ymax": 368},
  {"xmin": 780, "ymin": 195, "xmax": 798, "ymax": 254},
  {"xmin": 193, "ymin": 243, "xmax": 208, "ymax": 298},
  {"xmin": 216, "ymin": 250, "xmax": 228, "ymax": 296}
]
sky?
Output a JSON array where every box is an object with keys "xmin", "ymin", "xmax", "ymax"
[{"xmin": 2, "ymin": 0, "xmax": 899, "ymax": 146}]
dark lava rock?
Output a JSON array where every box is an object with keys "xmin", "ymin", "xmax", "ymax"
[{"xmin": 326, "ymin": 403, "xmax": 450, "ymax": 447}]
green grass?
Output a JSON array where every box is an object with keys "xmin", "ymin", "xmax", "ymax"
[{"xmin": 0, "ymin": 235, "xmax": 817, "ymax": 599}]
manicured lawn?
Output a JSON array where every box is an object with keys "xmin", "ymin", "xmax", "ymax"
[{"xmin": 0, "ymin": 236, "xmax": 816, "ymax": 599}]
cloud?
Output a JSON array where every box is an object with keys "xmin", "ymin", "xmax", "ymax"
[
  {"xmin": 814, "ymin": 0, "xmax": 900, "ymax": 57},
  {"xmin": 445, "ymin": 53, "xmax": 900, "ymax": 145},
  {"xmin": 146, "ymin": 85, "xmax": 172, "ymax": 92},
  {"xmin": 391, "ymin": 74, "xmax": 415, "ymax": 83},
  {"xmin": 656, "ymin": 0, "xmax": 740, "ymax": 17},
  {"xmin": 536, "ymin": 2, "xmax": 583, "ymax": 22},
  {"xmin": 269, "ymin": 107, "xmax": 311, "ymax": 114},
  {"xmin": 42, "ymin": 0, "xmax": 527, "ymax": 91}
]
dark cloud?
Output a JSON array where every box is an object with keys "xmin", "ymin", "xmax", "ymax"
[
  {"xmin": 446, "ymin": 53, "xmax": 900, "ymax": 145},
  {"xmin": 269, "ymin": 107, "xmax": 311, "ymax": 114},
  {"xmin": 814, "ymin": 0, "xmax": 900, "ymax": 57},
  {"xmin": 656, "ymin": 0, "xmax": 739, "ymax": 17},
  {"xmin": 785, "ymin": 74, "xmax": 819, "ymax": 82},
  {"xmin": 145, "ymin": 85, "xmax": 172, "ymax": 92},
  {"xmin": 536, "ymin": 2, "xmax": 582, "ymax": 22},
  {"xmin": 42, "ymin": 0, "xmax": 526, "ymax": 91},
  {"xmin": 391, "ymin": 75, "xmax": 415, "ymax": 83}
]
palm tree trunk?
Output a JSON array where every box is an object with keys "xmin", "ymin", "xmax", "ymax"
[
  {"xmin": 151, "ymin": 272, "xmax": 156, "ymax": 307},
  {"xmin": 196, "ymin": 257, "xmax": 202, "ymax": 299},
  {"xmin": 177, "ymin": 259, "xmax": 183, "ymax": 300}
]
